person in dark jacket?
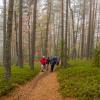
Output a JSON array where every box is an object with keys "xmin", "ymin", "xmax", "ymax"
[
  {"xmin": 46, "ymin": 57, "xmax": 50, "ymax": 71},
  {"xmin": 50, "ymin": 56, "xmax": 57, "ymax": 72}
]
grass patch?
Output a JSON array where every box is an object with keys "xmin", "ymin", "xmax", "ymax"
[
  {"xmin": 0, "ymin": 63, "xmax": 40, "ymax": 96},
  {"xmin": 57, "ymin": 60, "xmax": 100, "ymax": 100}
]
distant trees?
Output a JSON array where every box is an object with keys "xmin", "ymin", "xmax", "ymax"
[{"xmin": 2, "ymin": 0, "xmax": 100, "ymax": 80}]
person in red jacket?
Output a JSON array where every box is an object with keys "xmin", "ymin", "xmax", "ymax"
[{"xmin": 40, "ymin": 56, "xmax": 47, "ymax": 72}]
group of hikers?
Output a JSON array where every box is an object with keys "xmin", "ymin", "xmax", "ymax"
[{"xmin": 40, "ymin": 56, "xmax": 60, "ymax": 72}]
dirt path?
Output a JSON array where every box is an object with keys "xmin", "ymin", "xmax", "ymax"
[{"xmin": 0, "ymin": 72, "xmax": 63, "ymax": 100}]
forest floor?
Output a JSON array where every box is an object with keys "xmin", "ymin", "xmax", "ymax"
[
  {"xmin": 0, "ymin": 60, "xmax": 99, "ymax": 100},
  {"xmin": 0, "ymin": 71, "xmax": 75, "ymax": 100}
]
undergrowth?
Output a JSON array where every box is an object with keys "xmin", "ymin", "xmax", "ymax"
[{"xmin": 57, "ymin": 60, "xmax": 100, "ymax": 100}]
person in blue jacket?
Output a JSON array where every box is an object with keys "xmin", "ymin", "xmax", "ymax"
[{"xmin": 50, "ymin": 56, "xmax": 57, "ymax": 72}]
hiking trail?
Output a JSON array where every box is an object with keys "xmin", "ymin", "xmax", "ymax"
[{"xmin": 0, "ymin": 72, "xmax": 75, "ymax": 100}]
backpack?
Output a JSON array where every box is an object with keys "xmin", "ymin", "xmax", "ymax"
[{"xmin": 50, "ymin": 57, "xmax": 56, "ymax": 65}]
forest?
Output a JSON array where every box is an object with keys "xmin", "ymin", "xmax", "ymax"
[{"xmin": 0, "ymin": 0, "xmax": 100, "ymax": 100}]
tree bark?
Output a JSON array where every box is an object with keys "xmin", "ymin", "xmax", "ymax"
[
  {"xmin": 18, "ymin": 0, "xmax": 23, "ymax": 68},
  {"xmin": 87, "ymin": 0, "xmax": 93, "ymax": 58},
  {"xmin": 3, "ymin": 0, "xmax": 6, "ymax": 67},
  {"xmin": 30, "ymin": 0, "xmax": 37, "ymax": 70},
  {"xmin": 81, "ymin": 0, "xmax": 86, "ymax": 58},
  {"xmin": 27, "ymin": 12, "xmax": 31, "ymax": 66},
  {"xmin": 4, "ymin": 0, "xmax": 14, "ymax": 79},
  {"xmin": 14, "ymin": 11, "xmax": 19, "ymax": 66},
  {"xmin": 61, "ymin": 0, "xmax": 64, "ymax": 67},
  {"xmin": 44, "ymin": 0, "xmax": 51, "ymax": 57},
  {"xmin": 64, "ymin": 0, "xmax": 69, "ymax": 67}
]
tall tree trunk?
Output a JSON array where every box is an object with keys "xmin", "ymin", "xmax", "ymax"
[
  {"xmin": 14, "ymin": 11, "xmax": 18, "ymax": 66},
  {"xmin": 64, "ymin": 0, "xmax": 69, "ymax": 67},
  {"xmin": 81, "ymin": 0, "xmax": 86, "ymax": 58},
  {"xmin": 44, "ymin": 0, "xmax": 51, "ymax": 57},
  {"xmin": 68, "ymin": 23, "xmax": 70, "ymax": 57},
  {"xmin": 3, "ymin": 0, "xmax": 6, "ymax": 67},
  {"xmin": 18, "ymin": 0, "xmax": 23, "ymax": 68},
  {"xmin": 70, "ymin": 7, "xmax": 76, "ymax": 59},
  {"xmin": 76, "ymin": 13, "xmax": 80, "ymax": 58},
  {"xmin": 27, "ymin": 12, "xmax": 31, "ymax": 66},
  {"xmin": 4, "ymin": 0, "xmax": 14, "ymax": 79},
  {"xmin": 40, "ymin": 31, "xmax": 43, "ymax": 56},
  {"xmin": 39, "ymin": 23, "xmax": 44, "ymax": 56},
  {"xmin": 61, "ymin": 0, "xmax": 64, "ymax": 67},
  {"xmin": 30, "ymin": 0, "xmax": 37, "ymax": 70},
  {"xmin": 56, "ymin": 15, "xmax": 60, "ymax": 56},
  {"xmin": 90, "ymin": 0, "xmax": 97, "ymax": 57},
  {"xmin": 87, "ymin": 0, "xmax": 93, "ymax": 58},
  {"xmin": 69, "ymin": 0, "xmax": 77, "ymax": 59},
  {"xmin": 96, "ymin": 6, "xmax": 100, "ymax": 49}
]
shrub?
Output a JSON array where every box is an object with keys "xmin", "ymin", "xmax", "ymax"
[
  {"xmin": 57, "ymin": 60, "xmax": 100, "ymax": 100},
  {"xmin": 0, "ymin": 64, "xmax": 40, "ymax": 96},
  {"xmin": 93, "ymin": 48, "xmax": 100, "ymax": 67}
]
